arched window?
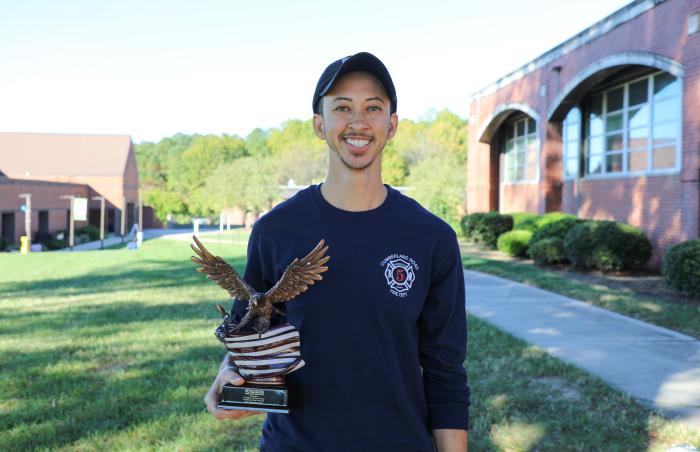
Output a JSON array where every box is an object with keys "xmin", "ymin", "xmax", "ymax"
[
  {"xmin": 502, "ymin": 116, "xmax": 538, "ymax": 183},
  {"xmin": 581, "ymin": 71, "xmax": 680, "ymax": 176},
  {"xmin": 563, "ymin": 107, "xmax": 581, "ymax": 178}
]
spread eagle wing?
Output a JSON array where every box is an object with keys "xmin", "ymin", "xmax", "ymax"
[
  {"xmin": 190, "ymin": 235, "xmax": 255, "ymax": 301},
  {"xmin": 265, "ymin": 239, "xmax": 330, "ymax": 304}
]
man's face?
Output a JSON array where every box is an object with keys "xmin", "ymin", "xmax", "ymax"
[{"xmin": 313, "ymin": 71, "xmax": 398, "ymax": 173}]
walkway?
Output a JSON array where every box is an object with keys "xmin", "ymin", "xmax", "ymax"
[{"xmin": 465, "ymin": 269, "xmax": 700, "ymax": 428}]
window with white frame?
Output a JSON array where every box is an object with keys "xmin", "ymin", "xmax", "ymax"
[
  {"xmin": 578, "ymin": 70, "xmax": 680, "ymax": 176},
  {"xmin": 503, "ymin": 116, "xmax": 538, "ymax": 183},
  {"xmin": 563, "ymin": 107, "xmax": 581, "ymax": 178}
]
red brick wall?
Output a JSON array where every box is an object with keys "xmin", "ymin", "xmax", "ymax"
[
  {"xmin": 467, "ymin": 0, "xmax": 700, "ymax": 270},
  {"xmin": 0, "ymin": 180, "xmax": 91, "ymax": 246}
]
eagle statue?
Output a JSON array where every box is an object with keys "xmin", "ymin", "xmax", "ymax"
[{"xmin": 191, "ymin": 235, "xmax": 330, "ymax": 337}]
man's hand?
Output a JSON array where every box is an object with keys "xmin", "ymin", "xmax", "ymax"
[{"xmin": 204, "ymin": 364, "xmax": 264, "ymax": 420}]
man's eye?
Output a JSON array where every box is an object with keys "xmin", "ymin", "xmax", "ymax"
[
  {"xmin": 367, "ymin": 106, "xmax": 382, "ymax": 112},
  {"xmin": 335, "ymin": 106, "xmax": 350, "ymax": 112}
]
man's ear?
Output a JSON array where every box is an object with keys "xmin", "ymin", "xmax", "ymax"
[
  {"xmin": 313, "ymin": 113, "xmax": 326, "ymax": 140},
  {"xmin": 387, "ymin": 113, "xmax": 399, "ymax": 140}
]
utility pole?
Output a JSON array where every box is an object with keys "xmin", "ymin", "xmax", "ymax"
[
  {"xmin": 121, "ymin": 196, "xmax": 126, "ymax": 243},
  {"xmin": 19, "ymin": 193, "xmax": 31, "ymax": 252},
  {"xmin": 91, "ymin": 196, "xmax": 105, "ymax": 249},
  {"xmin": 60, "ymin": 195, "xmax": 75, "ymax": 251}
]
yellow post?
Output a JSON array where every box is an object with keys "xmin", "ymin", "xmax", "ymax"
[{"xmin": 20, "ymin": 236, "xmax": 29, "ymax": 255}]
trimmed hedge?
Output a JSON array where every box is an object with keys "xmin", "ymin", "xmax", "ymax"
[
  {"xmin": 460, "ymin": 212, "xmax": 489, "ymax": 241},
  {"xmin": 461, "ymin": 212, "xmax": 514, "ymax": 248},
  {"xmin": 563, "ymin": 220, "xmax": 652, "ymax": 272},
  {"xmin": 529, "ymin": 237, "xmax": 567, "ymax": 265},
  {"xmin": 663, "ymin": 240, "xmax": 700, "ymax": 298},
  {"xmin": 76, "ymin": 225, "xmax": 101, "ymax": 241},
  {"xmin": 511, "ymin": 212, "xmax": 539, "ymax": 232},
  {"xmin": 531, "ymin": 217, "xmax": 585, "ymax": 244},
  {"xmin": 497, "ymin": 230, "xmax": 533, "ymax": 257}
]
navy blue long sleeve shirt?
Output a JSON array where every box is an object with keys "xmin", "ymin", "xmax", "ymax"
[{"xmin": 232, "ymin": 184, "xmax": 469, "ymax": 452}]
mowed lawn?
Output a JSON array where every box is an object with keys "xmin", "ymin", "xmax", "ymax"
[{"xmin": 1, "ymin": 234, "xmax": 699, "ymax": 451}]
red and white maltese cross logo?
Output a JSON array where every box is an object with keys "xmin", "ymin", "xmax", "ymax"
[{"xmin": 383, "ymin": 257, "xmax": 416, "ymax": 297}]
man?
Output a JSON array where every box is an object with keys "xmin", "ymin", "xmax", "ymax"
[{"xmin": 204, "ymin": 52, "xmax": 470, "ymax": 451}]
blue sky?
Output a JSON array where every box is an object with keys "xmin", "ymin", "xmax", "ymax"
[{"xmin": 0, "ymin": 0, "xmax": 630, "ymax": 142}]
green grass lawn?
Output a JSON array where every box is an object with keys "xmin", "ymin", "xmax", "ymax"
[
  {"xmin": 461, "ymin": 251, "xmax": 700, "ymax": 340},
  {"xmin": 1, "ymin": 237, "xmax": 698, "ymax": 450}
]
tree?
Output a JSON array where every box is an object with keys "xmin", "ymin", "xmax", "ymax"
[
  {"xmin": 204, "ymin": 156, "xmax": 280, "ymax": 214},
  {"xmin": 406, "ymin": 154, "xmax": 466, "ymax": 232}
]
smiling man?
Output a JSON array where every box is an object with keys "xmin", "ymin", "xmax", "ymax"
[{"xmin": 204, "ymin": 52, "xmax": 470, "ymax": 451}]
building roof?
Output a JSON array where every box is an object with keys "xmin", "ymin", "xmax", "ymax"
[
  {"xmin": 0, "ymin": 132, "xmax": 133, "ymax": 178},
  {"xmin": 469, "ymin": 0, "xmax": 666, "ymax": 100}
]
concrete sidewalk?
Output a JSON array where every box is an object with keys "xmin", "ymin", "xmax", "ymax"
[{"xmin": 465, "ymin": 269, "xmax": 700, "ymax": 428}]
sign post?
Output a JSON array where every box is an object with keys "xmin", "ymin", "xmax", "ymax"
[
  {"xmin": 18, "ymin": 193, "xmax": 31, "ymax": 252},
  {"xmin": 92, "ymin": 196, "xmax": 105, "ymax": 249}
]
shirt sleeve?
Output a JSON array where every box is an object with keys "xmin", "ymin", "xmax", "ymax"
[{"xmin": 419, "ymin": 229, "xmax": 470, "ymax": 431}]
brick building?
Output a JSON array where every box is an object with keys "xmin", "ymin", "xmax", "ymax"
[
  {"xmin": 0, "ymin": 133, "xmax": 140, "ymax": 247},
  {"xmin": 467, "ymin": 0, "xmax": 700, "ymax": 269}
]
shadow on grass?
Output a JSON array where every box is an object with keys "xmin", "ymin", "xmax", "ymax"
[
  {"xmin": 0, "ymin": 256, "xmax": 247, "ymax": 299},
  {"xmin": 467, "ymin": 315, "xmax": 653, "ymax": 451}
]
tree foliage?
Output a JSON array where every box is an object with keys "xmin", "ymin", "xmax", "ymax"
[{"xmin": 134, "ymin": 109, "xmax": 469, "ymax": 226}]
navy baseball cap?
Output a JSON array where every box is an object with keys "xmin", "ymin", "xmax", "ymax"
[{"xmin": 312, "ymin": 52, "xmax": 397, "ymax": 115}]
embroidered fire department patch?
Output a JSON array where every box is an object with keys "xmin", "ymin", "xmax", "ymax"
[{"xmin": 380, "ymin": 254, "xmax": 419, "ymax": 298}]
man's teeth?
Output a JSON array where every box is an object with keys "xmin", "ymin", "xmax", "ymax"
[{"xmin": 345, "ymin": 138, "xmax": 369, "ymax": 148}]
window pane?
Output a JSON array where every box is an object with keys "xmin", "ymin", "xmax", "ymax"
[
  {"xmin": 606, "ymin": 112, "xmax": 623, "ymax": 132},
  {"xmin": 652, "ymin": 145, "xmax": 676, "ymax": 169},
  {"xmin": 566, "ymin": 123, "xmax": 579, "ymax": 141},
  {"xmin": 589, "ymin": 135, "xmax": 604, "ymax": 155},
  {"xmin": 654, "ymin": 98, "xmax": 678, "ymax": 123},
  {"xmin": 654, "ymin": 73, "xmax": 679, "ymax": 100},
  {"xmin": 588, "ymin": 153, "xmax": 603, "ymax": 174},
  {"xmin": 566, "ymin": 107, "xmax": 581, "ymax": 124},
  {"xmin": 516, "ymin": 137, "xmax": 526, "ymax": 151},
  {"xmin": 516, "ymin": 165, "xmax": 525, "ymax": 180},
  {"xmin": 606, "ymin": 134, "xmax": 623, "ymax": 151},
  {"xmin": 629, "ymin": 79, "xmax": 648, "ymax": 106},
  {"xmin": 506, "ymin": 138, "xmax": 515, "ymax": 153},
  {"xmin": 607, "ymin": 87, "xmax": 624, "ymax": 112},
  {"xmin": 566, "ymin": 140, "xmax": 579, "ymax": 159},
  {"xmin": 506, "ymin": 124, "xmax": 514, "ymax": 139},
  {"xmin": 628, "ymin": 105, "xmax": 650, "ymax": 129},
  {"xmin": 606, "ymin": 153, "xmax": 623, "ymax": 173},
  {"xmin": 565, "ymin": 157, "xmax": 579, "ymax": 177},
  {"xmin": 507, "ymin": 165, "xmax": 515, "ymax": 182},
  {"xmin": 528, "ymin": 118, "xmax": 536, "ymax": 133},
  {"xmin": 589, "ymin": 95, "xmax": 604, "ymax": 136},
  {"xmin": 628, "ymin": 127, "xmax": 649, "ymax": 149},
  {"xmin": 628, "ymin": 150, "xmax": 647, "ymax": 172},
  {"xmin": 516, "ymin": 120, "xmax": 525, "ymax": 136},
  {"xmin": 653, "ymin": 122, "xmax": 677, "ymax": 145}
]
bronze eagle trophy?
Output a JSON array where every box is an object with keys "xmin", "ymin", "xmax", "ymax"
[{"xmin": 191, "ymin": 235, "xmax": 330, "ymax": 413}]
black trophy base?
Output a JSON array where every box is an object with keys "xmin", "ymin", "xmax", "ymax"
[{"xmin": 217, "ymin": 383, "xmax": 290, "ymax": 414}]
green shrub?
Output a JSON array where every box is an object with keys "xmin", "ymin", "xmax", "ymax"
[
  {"xmin": 529, "ymin": 237, "xmax": 567, "ymax": 265},
  {"xmin": 460, "ymin": 212, "xmax": 489, "ymax": 241},
  {"xmin": 531, "ymin": 217, "xmax": 585, "ymax": 244},
  {"xmin": 564, "ymin": 220, "xmax": 652, "ymax": 272},
  {"xmin": 476, "ymin": 212, "xmax": 514, "ymax": 248},
  {"xmin": 663, "ymin": 240, "xmax": 700, "ymax": 298},
  {"xmin": 76, "ymin": 225, "xmax": 101, "ymax": 241},
  {"xmin": 497, "ymin": 230, "xmax": 533, "ymax": 257},
  {"xmin": 511, "ymin": 212, "xmax": 539, "ymax": 232},
  {"xmin": 0, "ymin": 237, "xmax": 8, "ymax": 252}
]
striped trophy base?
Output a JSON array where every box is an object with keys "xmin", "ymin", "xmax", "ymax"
[{"xmin": 217, "ymin": 323, "xmax": 304, "ymax": 413}]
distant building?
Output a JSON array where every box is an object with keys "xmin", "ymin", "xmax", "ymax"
[
  {"xmin": 0, "ymin": 132, "xmax": 142, "ymax": 247},
  {"xmin": 467, "ymin": 0, "xmax": 699, "ymax": 269}
]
